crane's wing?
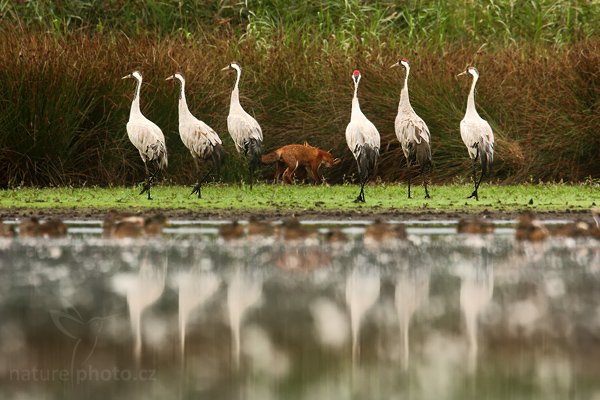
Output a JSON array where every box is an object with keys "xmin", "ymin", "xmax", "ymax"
[
  {"xmin": 127, "ymin": 119, "xmax": 168, "ymax": 168},
  {"xmin": 345, "ymin": 122, "xmax": 364, "ymax": 159},
  {"xmin": 396, "ymin": 113, "xmax": 432, "ymax": 166},
  {"xmin": 395, "ymin": 113, "xmax": 430, "ymax": 144},
  {"xmin": 363, "ymin": 118, "xmax": 381, "ymax": 150},
  {"xmin": 181, "ymin": 120, "xmax": 222, "ymax": 159},
  {"xmin": 460, "ymin": 117, "xmax": 494, "ymax": 168},
  {"xmin": 345, "ymin": 119, "xmax": 381, "ymax": 160},
  {"xmin": 227, "ymin": 112, "xmax": 263, "ymax": 153}
]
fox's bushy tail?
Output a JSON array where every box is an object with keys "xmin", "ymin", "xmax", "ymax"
[{"xmin": 261, "ymin": 150, "xmax": 280, "ymax": 164}]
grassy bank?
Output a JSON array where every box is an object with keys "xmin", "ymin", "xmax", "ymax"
[{"xmin": 0, "ymin": 184, "xmax": 597, "ymax": 213}]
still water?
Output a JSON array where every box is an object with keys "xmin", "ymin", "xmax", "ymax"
[{"xmin": 1, "ymin": 220, "xmax": 599, "ymax": 399}]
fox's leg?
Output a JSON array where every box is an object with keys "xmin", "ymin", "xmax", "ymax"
[
  {"xmin": 284, "ymin": 161, "xmax": 299, "ymax": 184},
  {"xmin": 306, "ymin": 166, "xmax": 320, "ymax": 184},
  {"xmin": 283, "ymin": 167, "xmax": 293, "ymax": 184}
]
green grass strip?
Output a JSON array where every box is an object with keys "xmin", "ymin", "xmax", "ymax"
[{"xmin": 0, "ymin": 184, "xmax": 597, "ymax": 213}]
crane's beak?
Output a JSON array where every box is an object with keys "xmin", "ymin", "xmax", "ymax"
[
  {"xmin": 165, "ymin": 75, "xmax": 174, "ymax": 81},
  {"xmin": 390, "ymin": 62, "xmax": 400, "ymax": 69},
  {"xmin": 221, "ymin": 65, "xmax": 230, "ymax": 72},
  {"xmin": 456, "ymin": 71, "xmax": 467, "ymax": 77},
  {"xmin": 121, "ymin": 74, "xmax": 131, "ymax": 80}
]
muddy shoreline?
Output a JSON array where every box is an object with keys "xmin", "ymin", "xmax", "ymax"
[{"xmin": 0, "ymin": 207, "xmax": 592, "ymax": 221}]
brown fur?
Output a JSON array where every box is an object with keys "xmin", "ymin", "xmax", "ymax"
[{"xmin": 261, "ymin": 144, "xmax": 340, "ymax": 184}]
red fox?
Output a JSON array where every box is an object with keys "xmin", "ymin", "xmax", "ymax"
[{"xmin": 261, "ymin": 144, "xmax": 341, "ymax": 184}]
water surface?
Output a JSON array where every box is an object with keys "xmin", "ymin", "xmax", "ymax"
[{"xmin": 1, "ymin": 220, "xmax": 599, "ymax": 399}]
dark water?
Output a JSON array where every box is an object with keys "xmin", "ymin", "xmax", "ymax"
[{"xmin": 1, "ymin": 220, "xmax": 599, "ymax": 399}]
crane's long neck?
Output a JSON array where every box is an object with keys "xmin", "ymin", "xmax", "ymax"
[
  {"xmin": 130, "ymin": 77, "xmax": 142, "ymax": 118},
  {"xmin": 230, "ymin": 69, "xmax": 242, "ymax": 111},
  {"xmin": 351, "ymin": 80, "xmax": 362, "ymax": 120},
  {"xmin": 466, "ymin": 74, "xmax": 479, "ymax": 117},
  {"xmin": 399, "ymin": 66, "xmax": 412, "ymax": 112},
  {"xmin": 177, "ymin": 79, "xmax": 192, "ymax": 120}
]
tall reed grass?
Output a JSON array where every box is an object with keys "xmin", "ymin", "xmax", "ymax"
[
  {"xmin": 0, "ymin": 31, "xmax": 597, "ymax": 187},
  {"xmin": 2, "ymin": 0, "xmax": 598, "ymax": 46}
]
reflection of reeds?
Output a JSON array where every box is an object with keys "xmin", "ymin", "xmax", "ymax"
[{"xmin": 0, "ymin": 30, "xmax": 598, "ymax": 186}]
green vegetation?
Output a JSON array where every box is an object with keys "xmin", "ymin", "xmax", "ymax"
[
  {"xmin": 0, "ymin": 184, "xmax": 596, "ymax": 213},
  {"xmin": 2, "ymin": 0, "xmax": 597, "ymax": 45},
  {"xmin": 0, "ymin": 1, "xmax": 598, "ymax": 187}
]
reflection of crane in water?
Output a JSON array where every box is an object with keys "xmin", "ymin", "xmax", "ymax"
[
  {"xmin": 177, "ymin": 263, "xmax": 220, "ymax": 359},
  {"xmin": 395, "ymin": 265, "xmax": 431, "ymax": 370},
  {"xmin": 112, "ymin": 253, "xmax": 167, "ymax": 363},
  {"xmin": 227, "ymin": 271, "xmax": 262, "ymax": 369},
  {"xmin": 345, "ymin": 265, "xmax": 380, "ymax": 364},
  {"xmin": 459, "ymin": 247, "xmax": 494, "ymax": 374}
]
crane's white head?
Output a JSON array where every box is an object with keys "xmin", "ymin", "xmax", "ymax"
[
  {"xmin": 121, "ymin": 70, "xmax": 142, "ymax": 81},
  {"xmin": 457, "ymin": 66, "xmax": 479, "ymax": 79},
  {"xmin": 221, "ymin": 61, "xmax": 241, "ymax": 74},
  {"xmin": 352, "ymin": 70, "xmax": 361, "ymax": 86},
  {"xmin": 390, "ymin": 58, "xmax": 410, "ymax": 70},
  {"xmin": 165, "ymin": 72, "xmax": 185, "ymax": 83}
]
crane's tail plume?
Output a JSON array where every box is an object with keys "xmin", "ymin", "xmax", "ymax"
[
  {"xmin": 478, "ymin": 140, "xmax": 493, "ymax": 176},
  {"xmin": 212, "ymin": 143, "xmax": 225, "ymax": 176},
  {"xmin": 246, "ymin": 138, "xmax": 262, "ymax": 170},
  {"xmin": 415, "ymin": 141, "xmax": 432, "ymax": 172},
  {"xmin": 148, "ymin": 142, "xmax": 168, "ymax": 171},
  {"xmin": 356, "ymin": 144, "xmax": 379, "ymax": 183}
]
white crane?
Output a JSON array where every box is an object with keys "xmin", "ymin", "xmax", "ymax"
[
  {"xmin": 222, "ymin": 61, "xmax": 263, "ymax": 189},
  {"xmin": 166, "ymin": 72, "xmax": 224, "ymax": 198},
  {"xmin": 391, "ymin": 58, "xmax": 432, "ymax": 199},
  {"xmin": 457, "ymin": 66, "xmax": 494, "ymax": 201},
  {"xmin": 345, "ymin": 70, "xmax": 380, "ymax": 203},
  {"xmin": 122, "ymin": 71, "xmax": 168, "ymax": 200}
]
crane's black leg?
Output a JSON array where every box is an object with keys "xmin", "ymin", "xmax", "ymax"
[
  {"xmin": 472, "ymin": 168, "xmax": 485, "ymax": 201},
  {"xmin": 354, "ymin": 180, "xmax": 366, "ymax": 203},
  {"xmin": 422, "ymin": 164, "xmax": 431, "ymax": 199},
  {"xmin": 191, "ymin": 167, "xmax": 215, "ymax": 199},
  {"xmin": 408, "ymin": 174, "xmax": 412, "ymax": 199},
  {"xmin": 467, "ymin": 160, "xmax": 480, "ymax": 201},
  {"xmin": 140, "ymin": 167, "xmax": 159, "ymax": 200},
  {"xmin": 140, "ymin": 176, "xmax": 153, "ymax": 200},
  {"xmin": 191, "ymin": 158, "xmax": 201, "ymax": 198},
  {"xmin": 248, "ymin": 163, "xmax": 254, "ymax": 190}
]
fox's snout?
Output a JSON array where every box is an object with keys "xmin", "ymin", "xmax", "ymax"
[{"xmin": 324, "ymin": 157, "xmax": 341, "ymax": 167}]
